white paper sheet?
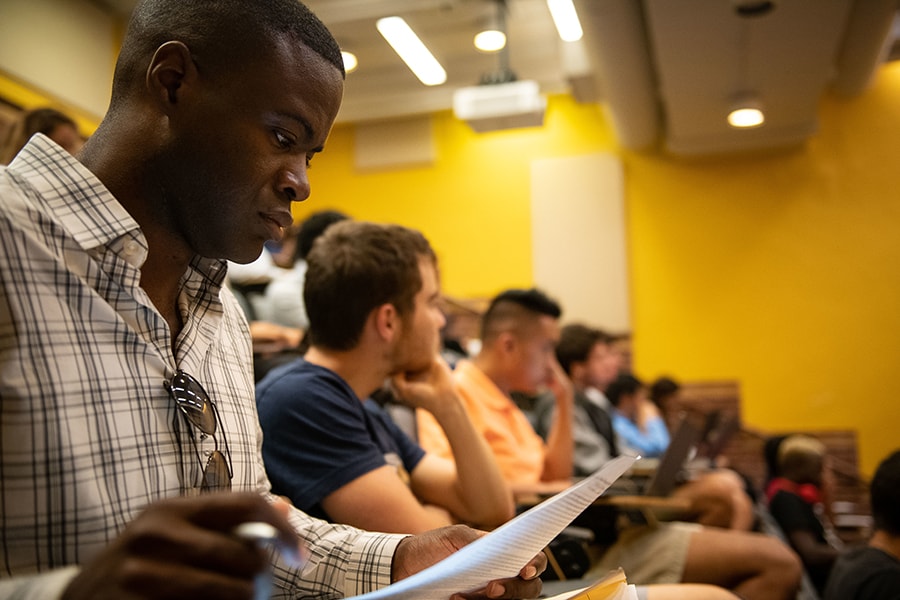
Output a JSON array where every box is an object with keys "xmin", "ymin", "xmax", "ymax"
[{"xmin": 349, "ymin": 455, "xmax": 637, "ymax": 600}]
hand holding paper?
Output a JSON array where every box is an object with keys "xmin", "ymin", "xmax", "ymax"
[{"xmin": 348, "ymin": 455, "xmax": 638, "ymax": 600}]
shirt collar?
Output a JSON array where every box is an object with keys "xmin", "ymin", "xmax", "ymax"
[
  {"xmin": 10, "ymin": 134, "xmax": 141, "ymax": 256},
  {"xmin": 584, "ymin": 386, "xmax": 612, "ymax": 410},
  {"xmin": 10, "ymin": 134, "xmax": 228, "ymax": 284},
  {"xmin": 455, "ymin": 360, "xmax": 514, "ymax": 411}
]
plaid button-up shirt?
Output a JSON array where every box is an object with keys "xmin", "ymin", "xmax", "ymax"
[{"xmin": 0, "ymin": 135, "xmax": 401, "ymax": 598}]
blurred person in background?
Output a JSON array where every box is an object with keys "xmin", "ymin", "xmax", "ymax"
[{"xmin": 0, "ymin": 107, "xmax": 83, "ymax": 164}]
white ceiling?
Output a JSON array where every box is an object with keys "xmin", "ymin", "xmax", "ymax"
[
  {"xmin": 91, "ymin": 0, "xmax": 900, "ymax": 157},
  {"xmin": 586, "ymin": 0, "xmax": 900, "ymax": 156}
]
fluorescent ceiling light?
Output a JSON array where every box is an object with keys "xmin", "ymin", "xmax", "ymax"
[
  {"xmin": 341, "ymin": 51, "xmax": 358, "ymax": 73},
  {"xmin": 547, "ymin": 0, "xmax": 583, "ymax": 42},
  {"xmin": 376, "ymin": 16, "xmax": 447, "ymax": 86},
  {"xmin": 474, "ymin": 29, "xmax": 506, "ymax": 52}
]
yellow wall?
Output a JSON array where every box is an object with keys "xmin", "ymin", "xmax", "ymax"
[
  {"xmin": 301, "ymin": 95, "xmax": 618, "ymax": 297},
  {"xmin": 627, "ymin": 64, "xmax": 900, "ymax": 477},
  {"xmin": 0, "ymin": 0, "xmax": 115, "ymax": 123},
  {"xmin": 0, "ymin": 71, "xmax": 101, "ymax": 135},
  {"xmin": 301, "ymin": 70, "xmax": 900, "ymax": 477}
]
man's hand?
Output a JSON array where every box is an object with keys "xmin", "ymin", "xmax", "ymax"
[
  {"xmin": 62, "ymin": 493, "xmax": 301, "ymax": 600},
  {"xmin": 390, "ymin": 355, "xmax": 457, "ymax": 416},
  {"xmin": 392, "ymin": 525, "xmax": 546, "ymax": 600},
  {"xmin": 545, "ymin": 357, "xmax": 574, "ymax": 409},
  {"xmin": 636, "ymin": 394, "xmax": 662, "ymax": 430}
]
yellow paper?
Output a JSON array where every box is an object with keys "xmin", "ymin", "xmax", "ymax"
[{"xmin": 564, "ymin": 568, "xmax": 628, "ymax": 600}]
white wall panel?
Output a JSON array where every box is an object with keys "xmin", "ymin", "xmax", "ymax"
[{"xmin": 531, "ymin": 153, "xmax": 629, "ymax": 332}]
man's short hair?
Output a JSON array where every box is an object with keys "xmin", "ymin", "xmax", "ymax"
[
  {"xmin": 605, "ymin": 373, "xmax": 643, "ymax": 408},
  {"xmin": 649, "ymin": 376, "xmax": 680, "ymax": 405},
  {"xmin": 295, "ymin": 210, "xmax": 350, "ymax": 262},
  {"xmin": 555, "ymin": 324, "xmax": 610, "ymax": 376},
  {"xmin": 110, "ymin": 0, "xmax": 344, "ymax": 108},
  {"xmin": 304, "ymin": 221, "xmax": 436, "ymax": 351},
  {"xmin": 480, "ymin": 288, "xmax": 562, "ymax": 343},
  {"xmin": 871, "ymin": 449, "xmax": 900, "ymax": 535}
]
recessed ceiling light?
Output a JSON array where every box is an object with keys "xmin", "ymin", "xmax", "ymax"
[
  {"xmin": 474, "ymin": 29, "xmax": 506, "ymax": 52},
  {"xmin": 728, "ymin": 95, "xmax": 766, "ymax": 129},
  {"xmin": 341, "ymin": 51, "xmax": 358, "ymax": 73}
]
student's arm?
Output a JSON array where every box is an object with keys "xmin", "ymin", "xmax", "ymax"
[
  {"xmin": 614, "ymin": 412, "xmax": 669, "ymax": 457},
  {"xmin": 393, "ymin": 357, "xmax": 515, "ymax": 529},
  {"xmin": 636, "ymin": 398, "xmax": 671, "ymax": 452},
  {"xmin": 770, "ymin": 492, "xmax": 839, "ymax": 570},
  {"xmin": 540, "ymin": 358, "xmax": 575, "ymax": 482},
  {"xmin": 320, "ymin": 464, "xmax": 457, "ymax": 533},
  {"xmin": 785, "ymin": 529, "xmax": 840, "ymax": 569}
]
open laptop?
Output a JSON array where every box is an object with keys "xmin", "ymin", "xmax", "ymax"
[
  {"xmin": 688, "ymin": 410, "xmax": 740, "ymax": 469},
  {"xmin": 641, "ymin": 414, "xmax": 704, "ymax": 496}
]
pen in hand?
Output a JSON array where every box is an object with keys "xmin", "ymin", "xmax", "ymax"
[{"xmin": 233, "ymin": 521, "xmax": 307, "ymax": 600}]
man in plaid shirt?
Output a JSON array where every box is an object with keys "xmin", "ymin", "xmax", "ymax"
[{"xmin": 0, "ymin": 1, "xmax": 544, "ymax": 598}]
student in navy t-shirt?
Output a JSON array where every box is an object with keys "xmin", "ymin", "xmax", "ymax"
[{"xmin": 257, "ymin": 221, "xmax": 513, "ymax": 533}]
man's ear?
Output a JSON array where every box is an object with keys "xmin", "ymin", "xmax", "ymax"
[
  {"xmin": 498, "ymin": 331, "xmax": 517, "ymax": 356},
  {"xmin": 373, "ymin": 303, "xmax": 399, "ymax": 342},
  {"xmin": 146, "ymin": 41, "xmax": 198, "ymax": 111}
]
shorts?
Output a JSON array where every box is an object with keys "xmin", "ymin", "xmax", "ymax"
[{"xmin": 586, "ymin": 521, "xmax": 702, "ymax": 585}]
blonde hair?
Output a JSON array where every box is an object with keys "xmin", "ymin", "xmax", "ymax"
[{"xmin": 778, "ymin": 434, "xmax": 826, "ymax": 483}]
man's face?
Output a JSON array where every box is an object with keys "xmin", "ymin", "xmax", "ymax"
[
  {"xmin": 509, "ymin": 315, "xmax": 560, "ymax": 395},
  {"xmin": 157, "ymin": 37, "xmax": 344, "ymax": 263},
  {"xmin": 392, "ymin": 258, "xmax": 445, "ymax": 374},
  {"xmin": 583, "ymin": 341, "xmax": 622, "ymax": 391}
]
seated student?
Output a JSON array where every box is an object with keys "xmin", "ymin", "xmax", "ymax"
[
  {"xmin": 607, "ymin": 373, "xmax": 670, "ymax": 458},
  {"xmin": 824, "ymin": 448, "xmax": 900, "ymax": 599},
  {"xmin": 534, "ymin": 324, "xmax": 623, "ymax": 476},
  {"xmin": 417, "ymin": 294, "xmax": 802, "ymax": 600},
  {"xmin": 649, "ymin": 376, "xmax": 684, "ymax": 434},
  {"xmin": 264, "ymin": 209, "xmax": 349, "ymax": 330},
  {"xmin": 767, "ymin": 434, "xmax": 843, "ymax": 594},
  {"xmin": 417, "ymin": 288, "xmax": 575, "ymax": 489},
  {"xmin": 0, "ymin": 106, "xmax": 83, "ymax": 164},
  {"xmin": 251, "ymin": 211, "xmax": 350, "ymax": 381},
  {"xmin": 256, "ymin": 221, "xmax": 513, "ymax": 533},
  {"xmin": 536, "ymin": 324, "xmax": 754, "ymax": 531},
  {"xmin": 226, "ymin": 223, "xmax": 299, "ymax": 319}
]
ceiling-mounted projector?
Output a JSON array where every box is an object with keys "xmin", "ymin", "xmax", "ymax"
[{"xmin": 452, "ymin": 80, "xmax": 547, "ymax": 133}]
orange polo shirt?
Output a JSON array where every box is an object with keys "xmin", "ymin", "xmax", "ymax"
[{"xmin": 416, "ymin": 360, "xmax": 546, "ymax": 485}]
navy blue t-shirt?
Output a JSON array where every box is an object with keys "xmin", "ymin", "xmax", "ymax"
[{"xmin": 256, "ymin": 358, "xmax": 425, "ymax": 521}]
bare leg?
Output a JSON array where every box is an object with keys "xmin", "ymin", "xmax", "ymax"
[
  {"xmin": 680, "ymin": 527, "xmax": 802, "ymax": 600},
  {"xmin": 671, "ymin": 470, "xmax": 754, "ymax": 531},
  {"xmin": 646, "ymin": 584, "xmax": 740, "ymax": 600}
]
